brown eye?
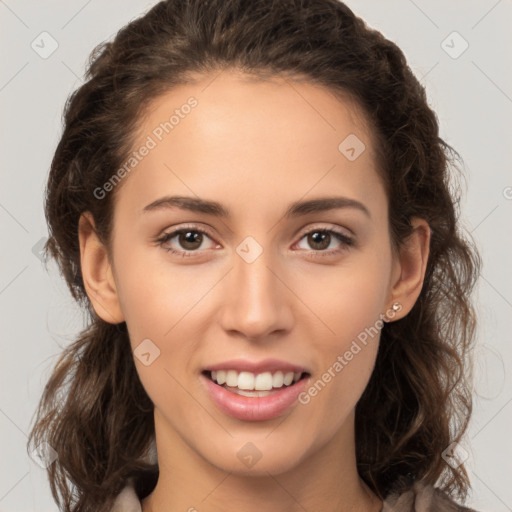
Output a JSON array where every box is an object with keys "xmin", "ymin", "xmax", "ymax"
[
  {"xmin": 157, "ymin": 226, "xmax": 218, "ymax": 256},
  {"xmin": 177, "ymin": 230, "xmax": 203, "ymax": 250},
  {"xmin": 296, "ymin": 228, "xmax": 354, "ymax": 254},
  {"xmin": 307, "ymin": 231, "xmax": 332, "ymax": 251}
]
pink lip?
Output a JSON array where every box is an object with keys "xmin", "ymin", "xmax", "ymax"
[
  {"xmin": 203, "ymin": 358, "xmax": 308, "ymax": 374},
  {"xmin": 201, "ymin": 372, "xmax": 310, "ymax": 421}
]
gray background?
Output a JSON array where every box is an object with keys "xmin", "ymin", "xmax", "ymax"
[{"xmin": 1, "ymin": 1, "xmax": 511, "ymax": 511}]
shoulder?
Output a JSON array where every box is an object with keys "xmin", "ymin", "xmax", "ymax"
[
  {"xmin": 382, "ymin": 480, "xmax": 480, "ymax": 512},
  {"xmin": 109, "ymin": 479, "xmax": 482, "ymax": 512}
]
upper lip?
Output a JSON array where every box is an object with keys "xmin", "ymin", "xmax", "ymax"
[{"xmin": 203, "ymin": 358, "xmax": 310, "ymax": 375}]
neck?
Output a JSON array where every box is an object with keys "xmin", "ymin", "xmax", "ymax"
[{"xmin": 141, "ymin": 409, "xmax": 382, "ymax": 512}]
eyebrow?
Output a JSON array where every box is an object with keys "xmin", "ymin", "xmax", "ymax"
[{"xmin": 142, "ymin": 195, "xmax": 371, "ymax": 219}]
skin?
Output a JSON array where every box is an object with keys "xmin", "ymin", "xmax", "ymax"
[{"xmin": 78, "ymin": 69, "xmax": 430, "ymax": 512}]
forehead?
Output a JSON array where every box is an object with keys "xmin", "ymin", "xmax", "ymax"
[
  {"xmin": 138, "ymin": 70, "xmax": 374, "ymax": 150},
  {"xmin": 112, "ymin": 70, "xmax": 385, "ymax": 223}
]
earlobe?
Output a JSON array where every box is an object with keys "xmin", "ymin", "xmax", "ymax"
[
  {"xmin": 386, "ymin": 217, "xmax": 430, "ymax": 322},
  {"xmin": 78, "ymin": 211, "xmax": 125, "ymax": 324}
]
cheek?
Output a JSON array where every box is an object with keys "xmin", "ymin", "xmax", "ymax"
[
  {"xmin": 300, "ymin": 246, "xmax": 392, "ymax": 346},
  {"xmin": 113, "ymin": 248, "xmax": 204, "ymax": 415},
  {"xmin": 113, "ymin": 245, "xmax": 199, "ymax": 341},
  {"xmin": 295, "ymin": 245, "xmax": 391, "ymax": 416}
]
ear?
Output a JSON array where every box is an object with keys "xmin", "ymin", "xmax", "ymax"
[
  {"xmin": 78, "ymin": 211, "xmax": 125, "ymax": 324},
  {"xmin": 386, "ymin": 217, "xmax": 430, "ymax": 321}
]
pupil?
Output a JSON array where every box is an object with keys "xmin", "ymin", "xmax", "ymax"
[
  {"xmin": 309, "ymin": 231, "xmax": 329, "ymax": 250},
  {"xmin": 180, "ymin": 231, "xmax": 202, "ymax": 250}
]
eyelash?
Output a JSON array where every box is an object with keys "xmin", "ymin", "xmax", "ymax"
[{"xmin": 156, "ymin": 224, "xmax": 354, "ymax": 259}]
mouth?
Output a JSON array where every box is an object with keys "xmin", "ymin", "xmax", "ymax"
[
  {"xmin": 200, "ymin": 368, "xmax": 311, "ymax": 421},
  {"xmin": 201, "ymin": 369, "xmax": 311, "ymax": 397}
]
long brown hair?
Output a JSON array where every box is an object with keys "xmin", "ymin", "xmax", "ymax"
[{"xmin": 27, "ymin": 1, "xmax": 481, "ymax": 510}]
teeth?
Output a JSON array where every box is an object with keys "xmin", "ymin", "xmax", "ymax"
[
  {"xmin": 255, "ymin": 372, "xmax": 273, "ymax": 390},
  {"xmin": 234, "ymin": 389, "xmax": 279, "ymax": 397},
  {"xmin": 272, "ymin": 371, "xmax": 284, "ymax": 388},
  {"xmin": 283, "ymin": 372, "xmax": 294, "ymax": 386},
  {"xmin": 209, "ymin": 369, "xmax": 303, "ymax": 390},
  {"xmin": 225, "ymin": 370, "xmax": 238, "ymax": 387}
]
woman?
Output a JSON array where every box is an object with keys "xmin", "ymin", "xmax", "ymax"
[{"xmin": 27, "ymin": 1, "xmax": 481, "ymax": 511}]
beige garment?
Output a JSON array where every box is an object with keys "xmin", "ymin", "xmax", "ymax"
[
  {"xmin": 110, "ymin": 480, "xmax": 479, "ymax": 512},
  {"xmin": 381, "ymin": 480, "xmax": 478, "ymax": 511},
  {"xmin": 110, "ymin": 484, "xmax": 141, "ymax": 512}
]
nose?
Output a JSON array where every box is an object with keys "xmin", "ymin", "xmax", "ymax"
[{"xmin": 218, "ymin": 244, "xmax": 294, "ymax": 342}]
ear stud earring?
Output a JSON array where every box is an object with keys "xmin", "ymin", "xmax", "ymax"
[{"xmin": 383, "ymin": 302, "xmax": 402, "ymax": 323}]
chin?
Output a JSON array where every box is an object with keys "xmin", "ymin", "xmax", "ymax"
[{"xmin": 200, "ymin": 438, "xmax": 309, "ymax": 477}]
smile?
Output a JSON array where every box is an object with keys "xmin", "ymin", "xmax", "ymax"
[
  {"xmin": 201, "ymin": 370, "xmax": 311, "ymax": 421},
  {"xmin": 207, "ymin": 369, "xmax": 304, "ymax": 391}
]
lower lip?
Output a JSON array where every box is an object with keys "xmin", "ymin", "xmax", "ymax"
[{"xmin": 201, "ymin": 372, "xmax": 309, "ymax": 421}]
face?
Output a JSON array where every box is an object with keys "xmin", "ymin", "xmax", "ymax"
[{"xmin": 85, "ymin": 70, "xmax": 410, "ymax": 477}]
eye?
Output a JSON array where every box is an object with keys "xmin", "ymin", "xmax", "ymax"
[
  {"xmin": 294, "ymin": 227, "xmax": 354, "ymax": 257},
  {"xmin": 156, "ymin": 224, "xmax": 354, "ymax": 259},
  {"xmin": 156, "ymin": 226, "xmax": 219, "ymax": 256}
]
